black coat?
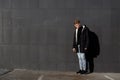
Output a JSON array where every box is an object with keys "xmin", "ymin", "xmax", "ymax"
[
  {"xmin": 87, "ymin": 31, "xmax": 100, "ymax": 58},
  {"xmin": 73, "ymin": 25, "xmax": 89, "ymax": 53}
]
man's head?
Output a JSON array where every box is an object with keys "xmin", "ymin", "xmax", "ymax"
[{"xmin": 74, "ymin": 19, "xmax": 81, "ymax": 29}]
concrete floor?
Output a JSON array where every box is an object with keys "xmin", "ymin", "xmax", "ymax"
[{"xmin": 0, "ymin": 69, "xmax": 120, "ymax": 80}]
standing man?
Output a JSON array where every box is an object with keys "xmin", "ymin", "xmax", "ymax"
[{"xmin": 72, "ymin": 19, "xmax": 89, "ymax": 74}]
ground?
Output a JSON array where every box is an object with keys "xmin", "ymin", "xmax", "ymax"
[{"xmin": 0, "ymin": 69, "xmax": 120, "ymax": 80}]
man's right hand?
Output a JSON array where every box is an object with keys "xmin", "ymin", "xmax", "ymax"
[{"xmin": 72, "ymin": 48, "xmax": 76, "ymax": 53}]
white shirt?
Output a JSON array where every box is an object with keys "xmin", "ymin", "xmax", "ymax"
[{"xmin": 76, "ymin": 29, "xmax": 78, "ymax": 43}]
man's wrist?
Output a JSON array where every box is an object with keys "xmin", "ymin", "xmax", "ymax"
[{"xmin": 84, "ymin": 48, "xmax": 87, "ymax": 50}]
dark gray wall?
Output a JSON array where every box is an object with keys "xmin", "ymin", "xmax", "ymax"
[{"xmin": 0, "ymin": 0, "xmax": 120, "ymax": 72}]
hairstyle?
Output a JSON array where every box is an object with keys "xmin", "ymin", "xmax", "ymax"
[{"xmin": 74, "ymin": 19, "xmax": 80, "ymax": 24}]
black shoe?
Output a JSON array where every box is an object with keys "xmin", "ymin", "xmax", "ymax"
[
  {"xmin": 76, "ymin": 70, "xmax": 82, "ymax": 74},
  {"xmin": 81, "ymin": 70, "xmax": 87, "ymax": 74}
]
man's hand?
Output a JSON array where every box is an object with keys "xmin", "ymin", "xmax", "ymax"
[
  {"xmin": 84, "ymin": 48, "xmax": 87, "ymax": 50},
  {"xmin": 72, "ymin": 48, "xmax": 76, "ymax": 53}
]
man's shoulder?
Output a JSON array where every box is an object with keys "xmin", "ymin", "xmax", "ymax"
[
  {"xmin": 84, "ymin": 26, "xmax": 89, "ymax": 31},
  {"xmin": 82, "ymin": 25, "xmax": 89, "ymax": 30}
]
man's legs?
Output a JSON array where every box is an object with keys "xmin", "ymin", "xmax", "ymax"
[
  {"xmin": 88, "ymin": 57, "xmax": 94, "ymax": 73},
  {"xmin": 77, "ymin": 53, "xmax": 83, "ymax": 70},
  {"xmin": 77, "ymin": 45, "xmax": 86, "ymax": 74},
  {"xmin": 77, "ymin": 53, "xmax": 86, "ymax": 71}
]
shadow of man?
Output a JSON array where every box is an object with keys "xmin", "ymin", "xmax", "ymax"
[{"xmin": 86, "ymin": 31, "xmax": 100, "ymax": 73}]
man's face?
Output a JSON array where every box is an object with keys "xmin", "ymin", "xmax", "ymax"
[{"xmin": 74, "ymin": 23, "xmax": 80, "ymax": 29}]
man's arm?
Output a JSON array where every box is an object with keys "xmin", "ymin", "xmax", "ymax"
[
  {"xmin": 72, "ymin": 31, "xmax": 77, "ymax": 53},
  {"xmin": 72, "ymin": 31, "xmax": 76, "ymax": 48},
  {"xmin": 85, "ymin": 28, "xmax": 89, "ymax": 50}
]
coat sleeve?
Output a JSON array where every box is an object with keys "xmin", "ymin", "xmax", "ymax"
[
  {"xmin": 72, "ymin": 31, "xmax": 76, "ymax": 48},
  {"xmin": 85, "ymin": 28, "xmax": 89, "ymax": 49}
]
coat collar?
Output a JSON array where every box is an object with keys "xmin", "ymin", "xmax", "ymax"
[{"xmin": 82, "ymin": 25, "xmax": 86, "ymax": 32}]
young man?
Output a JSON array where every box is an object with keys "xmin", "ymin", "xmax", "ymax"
[{"xmin": 72, "ymin": 19, "xmax": 89, "ymax": 74}]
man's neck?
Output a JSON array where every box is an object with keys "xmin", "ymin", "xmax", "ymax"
[{"xmin": 76, "ymin": 26, "xmax": 81, "ymax": 29}]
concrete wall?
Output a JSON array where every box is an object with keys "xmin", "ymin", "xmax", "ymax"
[{"xmin": 0, "ymin": 0, "xmax": 120, "ymax": 72}]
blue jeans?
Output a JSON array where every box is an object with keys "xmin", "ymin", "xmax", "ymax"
[{"xmin": 77, "ymin": 45, "xmax": 86, "ymax": 70}]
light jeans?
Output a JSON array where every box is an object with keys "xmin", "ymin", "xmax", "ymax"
[{"xmin": 77, "ymin": 45, "xmax": 86, "ymax": 70}]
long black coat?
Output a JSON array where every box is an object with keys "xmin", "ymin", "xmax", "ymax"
[
  {"xmin": 87, "ymin": 31, "xmax": 100, "ymax": 58},
  {"xmin": 73, "ymin": 25, "xmax": 89, "ymax": 53}
]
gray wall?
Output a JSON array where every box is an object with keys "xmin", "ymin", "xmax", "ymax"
[{"xmin": 0, "ymin": 0, "xmax": 120, "ymax": 72}]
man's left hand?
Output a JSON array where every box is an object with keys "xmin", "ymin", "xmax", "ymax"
[{"xmin": 84, "ymin": 48, "xmax": 87, "ymax": 50}]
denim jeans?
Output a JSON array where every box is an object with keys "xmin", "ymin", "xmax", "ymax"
[{"xmin": 77, "ymin": 45, "xmax": 86, "ymax": 70}]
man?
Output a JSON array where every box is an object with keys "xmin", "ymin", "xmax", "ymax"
[{"xmin": 72, "ymin": 19, "xmax": 89, "ymax": 74}]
